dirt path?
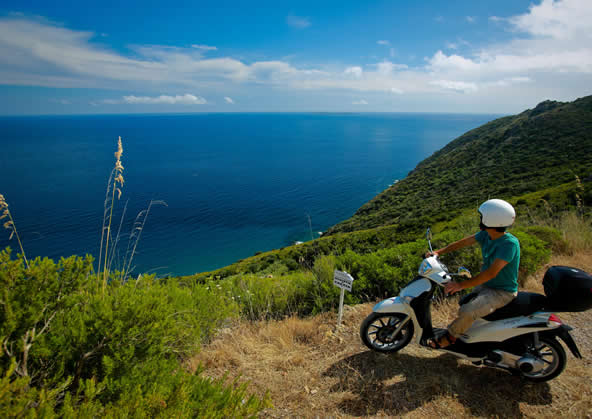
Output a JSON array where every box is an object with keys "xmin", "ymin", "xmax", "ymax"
[{"xmin": 193, "ymin": 253, "xmax": 592, "ymax": 418}]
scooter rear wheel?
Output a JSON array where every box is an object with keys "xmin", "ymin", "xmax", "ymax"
[
  {"xmin": 521, "ymin": 336, "xmax": 566, "ymax": 383},
  {"xmin": 360, "ymin": 312, "xmax": 414, "ymax": 353}
]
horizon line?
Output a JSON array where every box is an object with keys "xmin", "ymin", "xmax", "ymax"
[{"xmin": 0, "ymin": 110, "xmax": 507, "ymax": 118}]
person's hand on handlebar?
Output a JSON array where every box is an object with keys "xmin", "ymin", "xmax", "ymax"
[
  {"xmin": 445, "ymin": 281, "xmax": 463, "ymax": 295},
  {"xmin": 425, "ymin": 250, "xmax": 440, "ymax": 258}
]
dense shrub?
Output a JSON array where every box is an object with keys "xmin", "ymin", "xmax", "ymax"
[
  {"xmin": 512, "ymin": 231, "xmax": 551, "ymax": 285},
  {"xmin": 0, "ymin": 249, "xmax": 268, "ymax": 417},
  {"xmin": 517, "ymin": 225, "xmax": 568, "ymax": 254},
  {"xmin": 221, "ymin": 271, "xmax": 314, "ymax": 319},
  {"xmin": 338, "ymin": 240, "xmax": 426, "ymax": 300}
]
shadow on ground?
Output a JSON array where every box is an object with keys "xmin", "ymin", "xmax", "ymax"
[{"xmin": 324, "ymin": 350, "xmax": 552, "ymax": 417}]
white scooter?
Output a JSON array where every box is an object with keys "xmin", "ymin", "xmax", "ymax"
[{"xmin": 360, "ymin": 229, "xmax": 582, "ymax": 382}]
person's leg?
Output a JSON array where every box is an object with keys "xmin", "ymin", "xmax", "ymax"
[
  {"xmin": 429, "ymin": 286, "xmax": 481, "ymax": 348},
  {"xmin": 448, "ymin": 287, "xmax": 516, "ymax": 338}
]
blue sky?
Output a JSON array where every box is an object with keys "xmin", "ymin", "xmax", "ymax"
[{"xmin": 1, "ymin": 0, "xmax": 591, "ymax": 114}]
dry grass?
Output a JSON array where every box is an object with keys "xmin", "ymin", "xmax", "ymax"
[
  {"xmin": 194, "ymin": 252, "xmax": 592, "ymax": 418},
  {"xmin": 557, "ymin": 212, "xmax": 592, "ymax": 255}
]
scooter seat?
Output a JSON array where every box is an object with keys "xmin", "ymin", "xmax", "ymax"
[{"xmin": 459, "ymin": 291, "xmax": 547, "ymax": 321}]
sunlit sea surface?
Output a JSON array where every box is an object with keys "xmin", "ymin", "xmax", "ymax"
[{"xmin": 0, "ymin": 113, "xmax": 496, "ymax": 276}]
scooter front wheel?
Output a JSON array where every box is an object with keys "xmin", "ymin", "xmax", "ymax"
[{"xmin": 360, "ymin": 312, "xmax": 414, "ymax": 353}]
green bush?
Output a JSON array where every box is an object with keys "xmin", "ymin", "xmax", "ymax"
[
  {"xmin": 512, "ymin": 231, "xmax": 552, "ymax": 285},
  {"xmin": 0, "ymin": 248, "xmax": 268, "ymax": 417},
  {"xmin": 222, "ymin": 271, "xmax": 314, "ymax": 320},
  {"xmin": 517, "ymin": 225, "xmax": 568, "ymax": 254},
  {"xmin": 309, "ymin": 255, "xmax": 345, "ymax": 314},
  {"xmin": 337, "ymin": 240, "xmax": 426, "ymax": 300}
]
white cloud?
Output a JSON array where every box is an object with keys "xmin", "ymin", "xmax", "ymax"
[
  {"xmin": 344, "ymin": 66, "xmax": 363, "ymax": 78},
  {"xmin": 390, "ymin": 87, "xmax": 403, "ymax": 94},
  {"xmin": 510, "ymin": 0, "xmax": 592, "ymax": 40},
  {"xmin": 376, "ymin": 61, "xmax": 408, "ymax": 76},
  {"xmin": 429, "ymin": 43, "xmax": 592, "ymax": 75},
  {"xmin": 445, "ymin": 42, "xmax": 458, "ymax": 50},
  {"xmin": 429, "ymin": 51, "xmax": 480, "ymax": 71},
  {"xmin": 430, "ymin": 80, "xmax": 478, "ymax": 93},
  {"xmin": 0, "ymin": 17, "xmax": 318, "ymax": 88},
  {"xmin": 377, "ymin": 40, "xmax": 390, "ymax": 46},
  {"xmin": 485, "ymin": 76, "xmax": 532, "ymax": 87},
  {"xmin": 352, "ymin": 99, "xmax": 368, "ymax": 105},
  {"xmin": 286, "ymin": 14, "xmax": 311, "ymax": 29},
  {"xmin": 114, "ymin": 94, "xmax": 207, "ymax": 105},
  {"xmin": 224, "ymin": 96, "xmax": 235, "ymax": 104},
  {"xmin": 509, "ymin": 76, "xmax": 531, "ymax": 83},
  {"xmin": 191, "ymin": 44, "xmax": 217, "ymax": 51}
]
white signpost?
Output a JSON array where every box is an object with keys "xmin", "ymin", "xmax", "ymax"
[{"xmin": 333, "ymin": 270, "xmax": 354, "ymax": 326}]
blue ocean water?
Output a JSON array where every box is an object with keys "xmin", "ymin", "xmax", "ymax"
[{"xmin": 0, "ymin": 113, "xmax": 496, "ymax": 276}]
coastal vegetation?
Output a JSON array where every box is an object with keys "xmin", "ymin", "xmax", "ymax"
[
  {"xmin": 0, "ymin": 250, "xmax": 269, "ymax": 417},
  {"xmin": 1, "ymin": 96, "xmax": 591, "ymax": 416}
]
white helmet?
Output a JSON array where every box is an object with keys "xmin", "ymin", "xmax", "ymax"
[{"xmin": 478, "ymin": 199, "xmax": 516, "ymax": 228}]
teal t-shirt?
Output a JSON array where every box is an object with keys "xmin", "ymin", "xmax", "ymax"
[{"xmin": 475, "ymin": 230, "xmax": 520, "ymax": 293}]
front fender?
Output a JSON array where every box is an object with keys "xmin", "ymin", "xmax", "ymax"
[
  {"xmin": 374, "ymin": 296, "xmax": 412, "ymax": 313},
  {"xmin": 373, "ymin": 297, "xmax": 422, "ymax": 343}
]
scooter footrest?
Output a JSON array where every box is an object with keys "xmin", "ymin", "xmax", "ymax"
[{"xmin": 442, "ymin": 341, "xmax": 490, "ymax": 359}]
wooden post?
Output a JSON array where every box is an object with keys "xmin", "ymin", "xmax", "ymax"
[
  {"xmin": 337, "ymin": 288, "xmax": 345, "ymax": 327},
  {"xmin": 334, "ymin": 270, "xmax": 353, "ymax": 328}
]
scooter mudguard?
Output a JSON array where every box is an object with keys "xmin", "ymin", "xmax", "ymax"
[
  {"xmin": 373, "ymin": 297, "xmax": 422, "ymax": 343},
  {"xmin": 551, "ymin": 325, "xmax": 582, "ymax": 359}
]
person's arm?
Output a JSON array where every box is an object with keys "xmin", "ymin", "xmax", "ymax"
[
  {"xmin": 445, "ymin": 258, "xmax": 509, "ymax": 295},
  {"xmin": 426, "ymin": 234, "xmax": 477, "ymax": 258}
]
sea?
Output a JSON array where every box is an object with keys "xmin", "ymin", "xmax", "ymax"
[{"xmin": 0, "ymin": 113, "xmax": 496, "ymax": 277}]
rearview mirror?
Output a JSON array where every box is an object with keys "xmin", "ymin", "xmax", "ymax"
[{"xmin": 426, "ymin": 227, "xmax": 433, "ymax": 253}]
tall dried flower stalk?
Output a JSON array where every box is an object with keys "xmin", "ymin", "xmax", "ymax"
[
  {"xmin": 98, "ymin": 137, "xmax": 124, "ymax": 292},
  {"xmin": 0, "ymin": 194, "xmax": 29, "ymax": 269},
  {"xmin": 121, "ymin": 199, "xmax": 167, "ymax": 281},
  {"xmin": 106, "ymin": 199, "xmax": 129, "ymax": 275}
]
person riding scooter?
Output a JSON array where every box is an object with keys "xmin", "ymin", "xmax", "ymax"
[{"xmin": 427, "ymin": 199, "xmax": 520, "ymax": 348}]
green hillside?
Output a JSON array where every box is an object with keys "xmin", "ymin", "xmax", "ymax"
[{"xmin": 326, "ymin": 95, "xmax": 592, "ymax": 234}]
